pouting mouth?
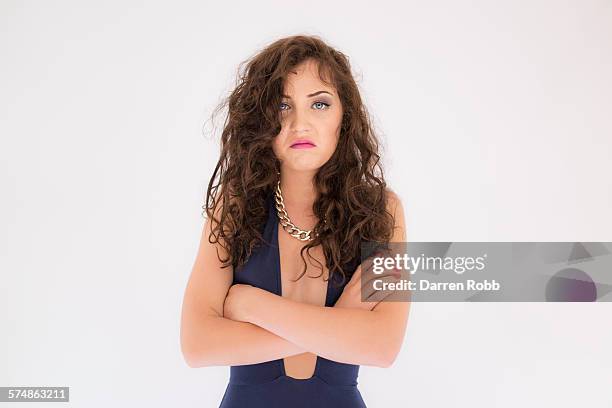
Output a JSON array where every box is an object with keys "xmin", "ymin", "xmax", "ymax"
[{"xmin": 290, "ymin": 139, "xmax": 316, "ymax": 147}]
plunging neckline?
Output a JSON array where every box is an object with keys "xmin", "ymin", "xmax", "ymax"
[
  {"xmin": 270, "ymin": 195, "xmax": 331, "ymax": 380},
  {"xmin": 270, "ymin": 193, "xmax": 332, "ymax": 306}
]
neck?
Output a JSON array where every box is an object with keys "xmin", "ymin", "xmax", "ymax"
[{"xmin": 278, "ymin": 167, "xmax": 318, "ymax": 218}]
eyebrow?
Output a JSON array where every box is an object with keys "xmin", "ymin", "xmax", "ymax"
[{"xmin": 282, "ymin": 90, "xmax": 334, "ymax": 99}]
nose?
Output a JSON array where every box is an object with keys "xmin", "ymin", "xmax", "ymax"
[{"xmin": 288, "ymin": 105, "xmax": 311, "ymax": 134}]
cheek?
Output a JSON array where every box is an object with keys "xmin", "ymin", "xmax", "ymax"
[
  {"xmin": 324, "ymin": 114, "xmax": 342, "ymax": 143},
  {"xmin": 328, "ymin": 108, "xmax": 343, "ymax": 134},
  {"xmin": 271, "ymin": 136, "xmax": 283, "ymax": 158},
  {"xmin": 319, "ymin": 130, "xmax": 340, "ymax": 156}
]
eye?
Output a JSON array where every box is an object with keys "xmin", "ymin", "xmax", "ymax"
[
  {"xmin": 312, "ymin": 101, "xmax": 330, "ymax": 110},
  {"xmin": 279, "ymin": 101, "xmax": 331, "ymax": 112}
]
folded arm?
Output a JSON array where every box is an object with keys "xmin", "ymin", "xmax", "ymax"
[
  {"xmin": 181, "ymin": 191, "xmax": 410, "ymax": 368},
  {"xmin": 242, "ymin": 289, "xmax": 408, "ymax": 367},
  {"xmin": 180, "ymin": 202, "xmax": 307, "ymax": 368},
  {"xmin": 223, "ymin": 191, "xmax": 410, "ymax": 368}
]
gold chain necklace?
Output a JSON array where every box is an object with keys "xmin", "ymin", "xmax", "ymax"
[{"xmin": 274, "ymin": 179, "xmax": 326, "ymax": 242}]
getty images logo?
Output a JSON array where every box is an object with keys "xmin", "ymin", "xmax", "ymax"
[{"xmin": 372, "ymin": 253, "xmax": 488, "ymax": 275}]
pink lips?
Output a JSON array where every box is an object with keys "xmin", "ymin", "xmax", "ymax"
[{"xmin": 290, "ymin": 139, "xmax": 316, "ymax": 149}]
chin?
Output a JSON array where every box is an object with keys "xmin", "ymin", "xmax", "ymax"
[
  {"xmin": 288, "ymin": 165, "xmax": 321, "ymax": 173},
  {"xmin": 283, "ymin": 160, "xmax": 325, "ymax": 172},
  {"xmin": 280, "ymin": 152, "xmax": 334, "ymax": 173}
]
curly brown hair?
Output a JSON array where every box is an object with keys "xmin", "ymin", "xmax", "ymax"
[{"xmin": 202, "ymin": 34, "xmax": 395, "ymax": 287}]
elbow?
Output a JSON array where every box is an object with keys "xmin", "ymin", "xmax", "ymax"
[
  {"xmin": 181, "ymin": 331, "xmax": 216, "ymax": 368},
  {"xmin": 181, "ymin": 327, "xmax": 199, "ymax": 368},
  {"xmin": 184, "ymin": 357, "xmax": 211, "ymax": 369},
  {"xmin": 371, "ymin": 337, "xmax": 402, "ymax": 368},
  {"xmin": 376, "ymin": 348, "xmax": 399, "ymax": 368},
  {"xmin": 182, "ymin": 343, "xmax": 217, "ymax": 368},
  {"xmin": 369, "ymin": 346, "xmax": 399, "ymax": 368},
  {"xmin": 370, "ymin": 317, "xmax": 406, "ymax": 368},
  {"xmin": 182, "ymin": 352, "xmax": 198, "ymax": 368},
  {"xmin": 181, "ymin": 314, "xmax": 224, "ymax": 368},
  {"xmin": 181, "ymin": 340, "xmax": 203, "ymax": 368}
]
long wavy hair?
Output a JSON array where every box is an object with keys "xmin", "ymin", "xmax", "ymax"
[{"xmin": 202, "ymin": 34, "xmax": 395, "ymax": 286}]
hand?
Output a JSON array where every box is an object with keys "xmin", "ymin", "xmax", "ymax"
[
  {"xmin": 335, "ymin": 252, "xmax": 401, "ymax": 311},
  {"xmin": 223, "ymin": 284, "xmax": 258, "ymax": 322}
]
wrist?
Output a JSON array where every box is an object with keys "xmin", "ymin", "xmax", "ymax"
[{"xmin": 247, "ymin": 286, "xmax": 274, "ymax": 326}]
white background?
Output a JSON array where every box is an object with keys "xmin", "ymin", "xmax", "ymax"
[{"xmin": 1, "ymin": 1, "xmax": 611, "ymax": 407}]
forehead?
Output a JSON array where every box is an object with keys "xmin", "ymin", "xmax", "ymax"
[{"xmin": 282, "ymin": 59, "xmax": 335, "ymax": 95}]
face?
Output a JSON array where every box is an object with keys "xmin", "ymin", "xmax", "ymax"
[{"xmin": 272, "ymin": 59, "xmax": 343, "ymax": 173}]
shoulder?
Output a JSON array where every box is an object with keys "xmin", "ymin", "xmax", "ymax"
[
  {"xmin": 384, "ymin": 187, "xmax": 403, "ymax": 217},
  {"xmin": 384, "ymin": 188, "xmax": 406, "ymax": 242},
  {"xmin": 384, "ymin": 188, "xmax": 401, "ymax": 210}
]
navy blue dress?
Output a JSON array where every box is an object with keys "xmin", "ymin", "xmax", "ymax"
[{"xmin": 218, "ymin": 191, "xmax": 367, "ymax": 408}]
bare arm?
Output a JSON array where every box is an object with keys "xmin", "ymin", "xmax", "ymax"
[
  {"xmin": 237, "ymin": 289, "xmax": 405, "ymax": 367},
  {"xmin": 180, "ymin": 203, "xmax": 307, "ymax": 368},
  {"xmin": 225, "ymin": 191, "xmax": 411, "ymax": 368}
]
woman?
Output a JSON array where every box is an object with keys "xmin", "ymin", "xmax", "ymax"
[{"xmin": 180, "ymin": 34, "xmax": 410, "ymax": 407}]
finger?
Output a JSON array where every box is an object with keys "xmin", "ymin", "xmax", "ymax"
[
  {"xmin": 356, "ymin": 299, "xmax": 381, "ymax": 310},
  {"xmin": 353, "ymin": 249, "xmax": 388, "ymax": 276},
  {"xmin": 362, "ymin": 267, "xmax": 402, "ymax": 289},
  {"xmin": 365, "ymin": 289, "xmax": 394, "ymax": 304},
  {"xmin": 361, "ymin": 249, "xmax": 398, "ymax": 279},
  {"xmin": 362, "ymin": 273, "xmax": 403, "ymax": 301},
  {"xmin": 349, "ymin": 248, "xmax": 399, "ymax": 288}
]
